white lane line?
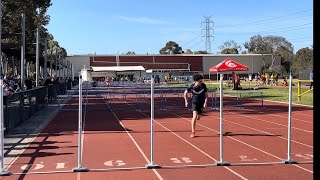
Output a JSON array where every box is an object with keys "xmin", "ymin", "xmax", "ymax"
[
  {"xmin": 4, "ymin": 102, "xmax": 63, "ymax": 171},
  {"xmin": 238, "ymin": 109, "xmax": 313, "ymax": 124},
  {"xmin": 216, "ymin": 117, "xmax": 312, "ymax": 148},
  {"xmin": 129, "ymin": 105, "xmax": 248, "ymax": 180},
  {"xmin": 261, "ymin": 99, "xmax": 313, "ymax": 108},
  {"xmin": 226, "ymin": 112, "xmax": 313, "ymax": 133},
  {"xmin": 293, "ymin": 164, "xmax": 313, "ymax": 173},
  {"xmin": 170, "ymin": 112, "xmax": 313, "ymax": 174},
  {"xmin": 104, "ymin": 101, "xmax": 163, "ymax": 180}
]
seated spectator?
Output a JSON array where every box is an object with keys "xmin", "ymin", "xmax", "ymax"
[{"xmin": 282, "ymin": 78, "xmax": 288, "ymax": 86}]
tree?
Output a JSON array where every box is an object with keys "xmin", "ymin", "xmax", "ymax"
[
  {"xmin": 1, "ymin": 1, "xmax": 68, "ymax": 77},
  {"xmin": 292, "ymin": 47, "xmax": 313, "ymax": 74},
  {"xmin": 159, "ymin": 41, "xmax": 183, "ymax": 54},
  {"xmin": 184, "ymin": 49, "xmax": 193, "ymax": 54},
  {"xmin": 241, "ymin": 51, "xmax": 247, "ymax": 54},
  {"xmin": 194, "ymin": 50, "xmax": 208, "ymax": 54},
  {"xmin": 125, "ymin": 51, "xmax": 136, "ymax": 55},
  {"xmin": 219, "ymin": 40, "xmax": 241, "ymax": 54},
  {"xmin": 244, "ymin": 35, "xmax": 293, "ymax": 72}
]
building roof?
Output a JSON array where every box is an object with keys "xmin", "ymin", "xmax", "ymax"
[{"xmin": 91, "ymin": 66, "xmax": 145, "ymax": 72}]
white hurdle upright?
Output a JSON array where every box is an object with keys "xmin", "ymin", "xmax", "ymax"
[
  {"xmin": 0, "ymin": 5, "xmax": 11, "ymax": 175},
  {"xmin": 145, "ymin": 75, "xmax": 160, "ymax": 169},
  {"xmin": 0, "ymin": 75, "xmax": 10, "ymax": 176},
  {"xmin": 283, "ymin": 73, "xmax": 297, "ymax": 164},
  {"xmin": 216, "ymin": 74, "xmax": 230, "ymax": 166},
  {"xmin": 73, "ymin": 74, "xmax": 89, "ymax": 172}
]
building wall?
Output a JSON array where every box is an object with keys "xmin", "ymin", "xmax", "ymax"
[
  {"xmin": 67, "ymin": 56, "xmax": 90, "ymax": 78},
  {"xmin": 67, "ymin": 54, "xmax": 281, "ymax": 79}
]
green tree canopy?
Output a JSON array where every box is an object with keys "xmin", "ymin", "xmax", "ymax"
[
  {"xmin": 194, "ymin": 50, "xmax": 208, "ymax": 54},
  {"xmin": 159, "ymin": 41, "xmax": 183, "ymax": 54},
  {"xmin": 1, "ymin": 0, "xmax": 68, "ymax": 76},
  {"xmin": 292, "ymin": 47, "xmax": 313, "ymax": 74},
  {"xmin": 184, "ymin": 49, "xmax": 193, "ymax": 54},
  {"xmin": 218, "ymin": 40, "xmax": 241, "ymax": 54},
  {"xmin": 244, "ymin": 34, "xmax": 294, "ymax": 72}
]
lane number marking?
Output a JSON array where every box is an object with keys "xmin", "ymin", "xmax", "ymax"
[
  {"xmin": 170, "ymin": 157, "xmax": 192, "ymax": 164},
  {"xmin": 294, "ymin": 154, "xmax": 313, "ymax": 160},
  {"xmin": 239, "ymin": 155, "xmax": 258, "ymax": 161},
  {"xmin": 104, "ymin": 160, "xmax": 126, "ymax": 166}
]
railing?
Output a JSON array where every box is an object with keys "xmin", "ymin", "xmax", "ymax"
[
  {"xmin": 3, "ymin": 82, "xmax": 72, "ymax": 135},
  {"xmin": 297, "ymin": 80, "xmax": 313, "ymax": 102}
]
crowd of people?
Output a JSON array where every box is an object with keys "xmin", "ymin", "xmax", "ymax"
[
  {"xmin": 2, "ymin": 74, "xmax": 72, "ymax": 97},
  {"xmin": 254, "ymin": 72, "xmax": 280, "ymax": 86}
]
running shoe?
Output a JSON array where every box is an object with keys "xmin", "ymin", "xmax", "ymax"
[{"xmin": 190, "ymin": 132, "xmax": 195, "ymax": 138}]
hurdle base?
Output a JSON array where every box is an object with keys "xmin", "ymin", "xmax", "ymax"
[
  {"xmin": 283, "ymin": 160, "xmax": 298, "ymax": 164},
  {"xmin": 145, "ymin": 163, "xmax": 161, "ymax": 169},
  {"xmin": 72, "ymin": 167, "xmax": 89, "ymax": 172},
  {"xmin": 0, "ymin": 171, "xmax": 11, "ymax": 176},
  {"xmin": 215, "ymin": 161, "xmax": 230, "ymax": 166},
  {"xmin": 234, "ymin": 105, "xmax": 244, "ymax": 109}
]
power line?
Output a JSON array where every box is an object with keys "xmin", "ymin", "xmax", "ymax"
[
  {"xmin": 181, "ymin": 33, "xmax": 202, "ymax": 47},
  {"xmin": 215, "ymin": 23, "xmax": 312, "ymax": 35},
  {"xmin": 215, "ymin": 9, "xmax": 312, "ymax": 28},
  {"xmin": 188, "ymin": 40, "xmax": 203, "ymax": 49}
]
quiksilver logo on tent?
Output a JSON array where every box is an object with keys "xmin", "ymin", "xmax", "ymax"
[{"xmin": 225, "ymin": 60, "xmax": 237, "ymax": 68}]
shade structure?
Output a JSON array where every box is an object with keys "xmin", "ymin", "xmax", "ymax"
[
  {"xmin": 209, "ymin": 58, "xmax": 249, "ymax": 72},
  {"xmin": 91, "ymin": 65, "xmax": 145, "ymax": 72}
]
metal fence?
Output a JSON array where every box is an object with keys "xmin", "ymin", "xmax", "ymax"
[{"xmin": 3, "ymin": 83, "xmax": 70, "ymax": 135}]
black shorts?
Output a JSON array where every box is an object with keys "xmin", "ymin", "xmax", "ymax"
[{"xmin": 191, "ymin": 102, "xmax": 204, "ymax": 114}]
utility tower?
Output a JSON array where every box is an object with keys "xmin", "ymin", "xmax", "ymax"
[{"xmin": 201, "ymin": 16, "xmax": 214, "ymax": 54}]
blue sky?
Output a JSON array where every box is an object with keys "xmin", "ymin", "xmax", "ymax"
[{"xmin": 47, "ymin": 0, "xmax": 313, "ymax": 55}]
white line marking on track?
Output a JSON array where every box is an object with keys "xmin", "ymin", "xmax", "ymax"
[
  {"xmin": 105, "ymin": 100, "xmax": 163, "ymax": 180},
  {"xmin": 135, "ymin": 108, "xmax": 248, "ymax": 180},
  {"xmin": 121, "ymin": 99, "xmax": 248, "ymax": 179},
  {"xmin": 238, "ymin": 109, "xmax": 313, "ymax": 124},
  {"xmin": 220, "ymin": 118, "xmax": 312, "ymax": 148},
  {"xmin": 227, "ymin": 112, "xmax": 313, "ymax": 133},
  {"xmin": 261, "ymin": 99, "xmax": 313, "ymax": 108},
  {"xmin": 5, "ymin": 103, "xmax": 63, "ymax": 171},
  {"xmin": 170, "ymin": 112, "xmax": 313, "ymax": 174}
]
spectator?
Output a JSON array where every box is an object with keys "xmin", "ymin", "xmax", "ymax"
[
  {"xmin": 25, "ymin": 76, "xmax": 33, "ymax": 90},
  {"xmin": 282, "ymin": 77, "xmax": 288, "ymax": 86},
  {"xmin": 44, "ymin": 76, "xmax": 53, "ymax": 86},
  {"xmin": 310, "ymin": 70, "xmax": 313, "ymax": 89}
]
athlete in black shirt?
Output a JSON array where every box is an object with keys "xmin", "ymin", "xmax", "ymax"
[{"xmin": 184, "ymin": 74, "xmax": 208, "ymax": 138}]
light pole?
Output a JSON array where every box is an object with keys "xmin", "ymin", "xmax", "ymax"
[
  {"xmin": 21, "ymin": 13, "xmax": 26, "ymax": 90},
  {"xmin": 35, "ymin": 7, "xmax": 40, "ymax": 87}
]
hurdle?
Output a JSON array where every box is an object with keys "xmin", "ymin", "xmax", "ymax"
[
  {"xmin": 0, "ymin": 75, "xmax": 11, "ymax": 176},
  {"xmin": 72, "ymin": 74, "xmax": 89, "ymax": 172},
  {"xmin": 211, "ymin": 91, "xmax": 264, "ymax": 110},
  {"xmin": 145, "ymin": 70, "xmax": 160, "ymax": 169},
  {"xmin": 283, "ymin": 73, "xmax": 297, "ymax": 164},
  {"xmin": 215, "ymin": 74, "xmax": 230, "ymax": 166},
  {"xmin": 297, "ymin": 79, "xmax": 313, "ymax": 102}
]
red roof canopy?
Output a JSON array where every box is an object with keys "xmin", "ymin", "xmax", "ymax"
[{"xmin": 209, "ymin": 58, "xmax": 249, "ymax": 72}]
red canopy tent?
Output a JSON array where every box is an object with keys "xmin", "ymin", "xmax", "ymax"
[
  {"xmin": 209, "ymin": 58, "xmax": 249, "ymax": 72},
  {"xmin": 208, "ymin": 58, "xmax": 249, "ymax": 84}
]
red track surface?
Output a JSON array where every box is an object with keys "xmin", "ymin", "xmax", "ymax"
[{"xmin": 2, "ymin": 94, "xmax": 313, "ymax": 180}]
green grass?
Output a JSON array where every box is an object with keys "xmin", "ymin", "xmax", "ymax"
[{"xmin": 168, "ymin": 80, "xmax": 313, "ymax": 106}]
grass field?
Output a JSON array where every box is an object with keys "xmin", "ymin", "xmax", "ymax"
[{"xmin": 170, "ymin": 79, "xmax": 313, "ymax": 106}]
